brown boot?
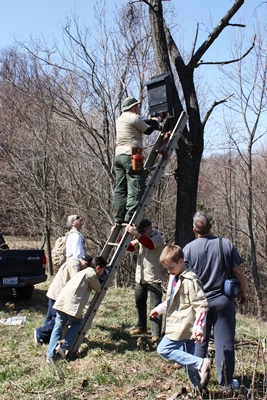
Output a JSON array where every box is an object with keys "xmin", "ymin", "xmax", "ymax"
[{"xmin": 129, "ymin": 327, "xmax": 146, "ymax": 335}]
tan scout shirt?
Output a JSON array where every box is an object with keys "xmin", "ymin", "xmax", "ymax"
[
  {"xmin": 132, "ymin": 230, "xmax": 165, "ymax": 284},
  {"xmin": 53, "ymin": 267, "xmax": 101, "ymax": 319},
  {"xmin": 115, "ymin": 111, "xmax": 149, "ymax": 155},
  {"xmin": 46, "ymin": 258, "xmax": 80, "ymax": 301},
  {"xmin": 155, "ymin": 268, "xmax": 208, "ymax": 341}
]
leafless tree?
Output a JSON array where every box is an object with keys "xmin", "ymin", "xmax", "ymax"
[
  {"xmin": 0, "ymin": 3, "xmax": 162, "ymax": 276},
  {"xmin": 140, "ymin": 0, "xmax": 255, "ymax": 247},
  {"xmin": 197, "ymin": 13, "xmax": 267, "ymax": 317}
]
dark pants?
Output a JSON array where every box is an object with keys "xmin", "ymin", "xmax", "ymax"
[
  {"xmin": 113, "ymin": 154, "xmax": 145, "ymax": 224},
  {"xmin": 194, "ymin": 294, "xmax": 236, "ymax": 386},
  {"xmin": 135, "ymin": 282, "xmax": 162, "ymax": 337},
  {"xmin": 36, "ymin": 298, "xmax": 56, "ymax": 343}
]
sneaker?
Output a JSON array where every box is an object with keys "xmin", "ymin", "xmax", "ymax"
[
  {"xmin": 129, "ymin": 327, "xmax": 146, "ymax": 335},
  {"xmin": 221, "ymin": 379, "xmax": 240, "ymax": 391},
  {"xmin": 55, "ymin": 344, "xmax": 66, "ymax": 359},
  {"xmin": 198, "ymin": 358, "xmax": 211, "ymax": 388},
  {"xmin": 46, "ymin": 356, "xmax": 54, "ymax": 364},
  {"xmin": 232, "ymin": 379, "xmax": 240, "ymax": 389}
]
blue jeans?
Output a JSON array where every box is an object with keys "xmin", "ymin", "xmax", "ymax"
[
  {"xmin": 113, "ymin": 154, "xmax": 145, "ymax": 224},
  {"xmin": 47, "ymin": 310, "xmax": 82, "ymax": 359},
  {"xmin": 157, "ymin": 335, "xmax": 203, "ymax": 386},
  {"xmin": 194, "ymin": 295, "xmax": 236, "ymax": 386},
  {"xmin": 36, "ymin": 298, "xmax": 56, "ymax": 343}
]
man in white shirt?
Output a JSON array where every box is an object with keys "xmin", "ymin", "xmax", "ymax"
[{"xmin": 66, "ymin": 215, "xmax": 87, "ymax": 266}]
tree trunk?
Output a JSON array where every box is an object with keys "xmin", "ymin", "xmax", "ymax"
[{"xmin": 146, "ymin": 0, "xmax": 246, "ymax": 247}]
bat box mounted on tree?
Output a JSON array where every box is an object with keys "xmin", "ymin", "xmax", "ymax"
[{"xmin": 146, "ymin": 72, "xmax": 174, "ymax": 118}]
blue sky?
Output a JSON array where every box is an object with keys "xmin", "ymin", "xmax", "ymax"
[
  {"xmin": 0, "ymin": 0, "xmax": 263, "ymax": 155},
  {"xmin": 0, "ymin": 0, "xmax": 257, "ymax": 53},
  {"xmin": 0, "ymin": 0, "xmax": 96, "ymax": 47}
]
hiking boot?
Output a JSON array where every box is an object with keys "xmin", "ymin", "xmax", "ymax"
[
  {"xmin": 55, "ymin": 344, "xmax": 66, "ymax": 359},
  {"xmin": 151, "ymin": 336, "xmax": 160, "ymax": 345},
  {"xmin": 129, "ymin": 327, "xmax": 146, "ymax": 335},
  {"xmin": 198, "ymin": 358, "xmax": 211, "ymax": 388}
]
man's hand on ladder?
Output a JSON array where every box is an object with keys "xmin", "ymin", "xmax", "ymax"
[{"xmin": 157, "ymin": 131, "xmax": 171, "ymax": 160}]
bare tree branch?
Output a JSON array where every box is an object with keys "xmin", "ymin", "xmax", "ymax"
[
  {"xmin": 202, "ymin": 94, "xmax": 234, "ymax": 129},
  {"xmin": 191, "ymin": 23, "xmax": 199, "ymax": 60},
  {"xmin": 189, "ymin": 0, "xmax": 245, "ymax": 67},
  {"xmin": 196, "ymin": 36, "xmax": 256, "ymax": 68}
]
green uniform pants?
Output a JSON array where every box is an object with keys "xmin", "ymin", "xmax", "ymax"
[{"xmin": 113, "ymin": 154, "xmax": 145, "ymax": 224}]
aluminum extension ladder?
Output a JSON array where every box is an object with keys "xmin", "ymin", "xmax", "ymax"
[{"xmin": 68, "ymin": 111, "xmax": 188, "ymax": 356}]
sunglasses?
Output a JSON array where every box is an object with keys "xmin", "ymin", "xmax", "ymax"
[{"xmin": 72, "ymin": 216, "xmax": 81, "ymax": 222}]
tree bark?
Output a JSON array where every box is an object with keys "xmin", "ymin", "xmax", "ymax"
[{"xmin": 146, "ymin": 0, "xmax": 246, "ymax": 247}]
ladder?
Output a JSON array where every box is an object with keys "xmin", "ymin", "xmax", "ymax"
[{"xmin": 67, "ymin": 111, "xmax": 188, "ymax": 356}]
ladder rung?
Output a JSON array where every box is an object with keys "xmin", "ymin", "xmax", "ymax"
[
  {"xmin": 144, "ymin": 166, "xmax": 156, "ymax": 171},
  {"xmin": 107, "ymin": 242, "xmax": 119, "ymax": 247}
]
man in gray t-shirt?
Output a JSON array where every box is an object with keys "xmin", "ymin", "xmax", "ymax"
[{"xmin": 183, "ymin": 211, "xmax": 246, "ymax": 390}]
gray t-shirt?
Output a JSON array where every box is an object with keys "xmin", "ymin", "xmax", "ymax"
[{"xmin": 183, "ymin": 236, "xmax": 243, "ymax": 299}]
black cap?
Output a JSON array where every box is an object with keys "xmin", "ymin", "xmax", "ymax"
[
  {"xmin": 82, "ymin": 255, "xmax": 93, "ymax": 265},
  {"xmin": 137, "ymin": 219, "xmax": 151, "ymax": 234}
]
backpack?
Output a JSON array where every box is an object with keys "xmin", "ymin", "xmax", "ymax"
[
  {"xmin": 51, "ymin": 233, "xmax": 70, "ymax": 271},
  {"xmin": 51, "ymin": 231, "xmax": 86, "ymax": 272}
]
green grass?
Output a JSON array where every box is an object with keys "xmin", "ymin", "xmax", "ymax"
[{"xmin": 0, "ymin": 280, "xmax": 266, "ymax": 399}]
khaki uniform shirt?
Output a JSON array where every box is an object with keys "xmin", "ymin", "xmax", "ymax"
[
  {"xmin": 155, "ymin": 268, "xmax": 208, "ymax": 341},
  {"xmin": 132, "ymin": 230, "xmax": 164, "ymax": 284},
  {"xmin": 115, "ymin": 111, "xmax": 149, "ymax": 155},
  {"xmin": 46, "ymin": 258, "xmax": 80, "ymax": 301},
  {"xmin": 53, "ymin": 267, "xmax": 101, "ymax": 319}
]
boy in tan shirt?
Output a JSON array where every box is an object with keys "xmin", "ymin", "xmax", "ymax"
[{"xmin": 150, "ymin": 245, "xmax": 210, "ymax": 390}]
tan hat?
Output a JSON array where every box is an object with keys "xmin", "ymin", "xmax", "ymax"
[{"xmin": 122, "ymin": 97, "xmax": 140, "ymax": 111}]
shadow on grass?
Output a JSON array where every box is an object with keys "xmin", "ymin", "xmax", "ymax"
[
  {"xmin": 71, "ymin": 323, "xmax": 158, "ymax": 360},
  {"xmin": 0, "ymin": 287, "xmax": 48, "ymax": 314}
]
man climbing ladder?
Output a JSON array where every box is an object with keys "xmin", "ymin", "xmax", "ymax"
[
  {"xmin": 113, "ymin": 96, "xmax": 162, "ymax": 225},
  {"xmin": 67, "ymin": 111, "xmax": 188, "ymax": 357}
]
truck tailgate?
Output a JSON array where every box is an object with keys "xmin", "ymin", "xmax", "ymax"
[{"xmin": 0, "ymin": 249, "xmax": 47, "ymax": 285}]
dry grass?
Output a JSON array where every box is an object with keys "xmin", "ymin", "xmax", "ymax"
[
  {"xmin": 4, "ymin": 236, "xmax": 44, "ymax": 250},
  {"xmin": 0, "ymin": 276, "xmax": 267, "ymax": 400}
]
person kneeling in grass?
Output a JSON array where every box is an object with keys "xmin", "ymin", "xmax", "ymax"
[
  {"xmin": 46, "ymin": 256, "xmax": 108, "ymax": 363},
  {"xmin": 150, "ymin": 245, "xmax": 211, "ymax": 391}
]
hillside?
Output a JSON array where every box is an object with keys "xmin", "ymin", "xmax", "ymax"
[{"xmin": 0, "ymin": 279, "xmax": 266, "ymax": 400}]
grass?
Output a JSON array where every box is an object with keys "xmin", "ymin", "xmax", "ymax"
[{"xmin": 0, "ymin": 279, "xmax": 267, "ymax": 399}]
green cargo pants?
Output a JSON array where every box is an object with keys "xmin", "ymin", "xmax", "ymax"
[{"xmin": 113, "ymin": 154, "xmax": 145, "ymax": 224}]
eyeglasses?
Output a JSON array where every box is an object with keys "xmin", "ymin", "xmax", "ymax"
[{"xmin": 72, "ymin": 216, "xmax": 81, "ymax": 222}]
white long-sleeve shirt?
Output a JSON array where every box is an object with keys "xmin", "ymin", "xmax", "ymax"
[{"xmin": 65, "ymin": 229, "xmax": 85, "ymax": 259}]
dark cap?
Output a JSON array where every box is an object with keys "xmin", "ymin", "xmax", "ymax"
[
  {"xmin": 82, "ymin": 255, "xmax": 93, "ymax": 265},
  {"xmin": 91, "ymin": 256, "xmax": 108, "ymax": 269},
  {"xmin": 137, "ymin": 219, "xmax": 151, "ymax": 234}
]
